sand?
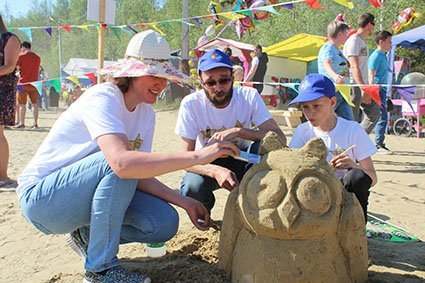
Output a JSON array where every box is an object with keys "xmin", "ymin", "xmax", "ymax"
[{"xmin": 0, "ymin": 108, "xmax": 424, "ymax": 283}]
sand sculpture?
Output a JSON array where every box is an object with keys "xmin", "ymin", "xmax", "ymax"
[{"xmin": 218, "ymin": 132, "xmax": 368, "ymax": 283}]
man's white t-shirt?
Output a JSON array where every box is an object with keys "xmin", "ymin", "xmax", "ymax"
[
  {"xmin": 175, "ymin": 86, "xmax": 271, "ymax": 150},
  {"xmin": 289, "ymin": 117, "xmax": 377, "ymax": 179},
  {"xmin": 251, "ymin": 56, "xmax": 259, "ymax": 67},
  {"xmin": 343, "ymin": 34, "xmax": 369, "ymax": 84},
  {"xmin": 17, "ymin": 82, "xmax": 155, "ymax": 199}
]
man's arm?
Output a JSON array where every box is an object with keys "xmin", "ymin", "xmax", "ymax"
[
  {"xmin": 181, "ymin": 137, "xmax": 239, "ymax": 191},
  {"xmin": 348, "ymin": 56, "xmax": 371, "ymax": 104},
  {"xmin": 137, "ymin": 178, "xmax": 211, "ymax": 230},
  {"xmin": 368, "ymin": 69, "xmax": 376, "ymax": 85}
]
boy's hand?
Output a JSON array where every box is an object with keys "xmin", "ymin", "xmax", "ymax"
[{"xmin": 330, "ymin": 153, "xmax": 356, "ymax": 170}]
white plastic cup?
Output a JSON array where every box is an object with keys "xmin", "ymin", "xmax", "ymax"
[{"xmin": 146, "ymin": 242, "xmax": 166, "ymax": 258}]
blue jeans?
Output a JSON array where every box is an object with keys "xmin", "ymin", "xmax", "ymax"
[
  {"xmin": 180, "ymin": 142, "xmax": 260, "ymax": 212},
  {"xmin": 20, "ymin": 151, "xmax": 178, "ymax": 272},
  {"xmin": 374, "ymin": 90, "xmax": 388, "ymax": 146},
  {"xmin": 335, "ymin": 91, "xmax": 354, "ymax": 121}
]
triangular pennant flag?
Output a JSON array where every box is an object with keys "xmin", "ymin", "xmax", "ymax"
[
  {"xmin": 221, "ymin": 12, "xmax": 246, "ymax": 21},
  {"xmin": 278, "ymin": 3, "xmax": 294, "ymax": 9},
  {"xmin": 7, "ymin": 28, "xmax": 13, "ymax": 32},
  {"xmin": 238, "ymin": 10, "xmax": 260, "ymax": 24},
  {"xmin": 43, "ymin": 27, "xmax": 52, "ymax": 37},
  {"xmin": 76, "ymin": 25, "xmax": 91, "ymax": 32},
  {"xmin": 394, "ymin": 86, "xmax": 416, "ymax": 113},
  {"xmin": 18, "ymin": 28, "xmax": 32, "ymax": 41},
  {"xmin": 84, "ymin": 73, "xmax": 97, "ymax": 84},
  {"xmin": 335, "ymin": 84, "xmax": 355, "ymax": 106},
  {"xmin": 243, "ymin": 82, "xmax": 254, "ymax": 87},
  {"xmin": 149, "ymin": 24, "xmax": 165, "ymax": 36},
  {"xmin": 50, "ymin": 78, "xmax": 61, "ymax": 93},
  {"xmin": 192, "ymin": 17, "xmax": 205, "ymax": 25},
  {"xmin": 368, "ymin": 0, "xmax": 383, "ymax": 8},
  {"xmin": 161, "ymin": 21, "xmax": 174, "ymax": 30},
  {"xmin": 59, "ymin": 25, "xmax": 72, "ymax": 33},
  {"xmin": 30, "ymin": 81, "xmax": 43, "ymax": 96},
  {"xmin": 100, "ymin": 23, "xmax": 108, "ymax": 31},
  {"xmin": 110, "ymin": 26, "xmax": 121, "ymax": 40},
  {"xmin": 304, "ymin": 0, "xmax": 326, "ymax": 8},
  {"xmin": 176, "ymin": 20, "xmax": 195, "ymax": 27},
  {"xmin": 332, "ymin": 0, "xmax": 354, "ymax": 9},
  {"xmin": 17, "ymin": 84, "xmax": 23, "ymax": 93},
  {"xmin": 136, "ymin": 23, "xmax": 147, "ymax": 30},
  {"xmin": 253, "ymin": 5, "xmax": 280, "ymax": 15},
  {"xmin": 281, "ymin": 83, "xmax": 300, "ymax": 93},
  {"xmin": 119, "ymin": 26, "xmax": 133, "ymax": 36},
  {"xmin": 360, "ymin": 85, "xmax": 381, "ymax": 107},
  {"xmin": 66, "ymin": 76, "xmax": 82, "ymax": 87},
  {"xmin": 126, "ymin": 25, "xmax": 138, "ymax": 34}
]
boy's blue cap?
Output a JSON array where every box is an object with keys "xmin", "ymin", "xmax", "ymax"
[
  {"xmin": 288, "ymin": 74, "xmax": 336, "ymax": 106},
  {"xmin": 198, "ymin": 49, "xmax": 233, "ymax": 74}
]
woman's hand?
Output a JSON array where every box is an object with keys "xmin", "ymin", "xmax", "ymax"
[
  {"xmin": 330, "ymin": 153, "xmax": 357, "ymax": 170},
  {"xmin": 196, "ymin": 141, "xmax": 240, "ymax": 165},
  {"xmin": 180, "ymin": 197, "xmax": 211, "ymax": 231}
]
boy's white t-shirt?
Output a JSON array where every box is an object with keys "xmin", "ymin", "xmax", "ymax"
[
  {"xmin": 175, "ymin": 86, "xmax": 271, "ymax": 150},
  {"xmin": 17, "ymin": 82, "xmax": 155, "ymax": 199},
  {"xmin": 289, "ymin": 117, "xmax": 377, "ymax": 179},
  {"xmin": 343, "ymin": 34, "xmax": 369, "ymax": 84}
]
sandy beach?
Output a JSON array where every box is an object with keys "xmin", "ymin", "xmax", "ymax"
[{"xmin": 0, "ymin": 107, "xmax": 424, "ymax": 283}]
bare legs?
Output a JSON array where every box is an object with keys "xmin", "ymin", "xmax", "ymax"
[
  {"xmin": 15, "ymin": 103, "xmax": 38, "ymax": 127},
  {"xmin": 0, "ymin": 125, "xmax": 10, "ymax": 180}
]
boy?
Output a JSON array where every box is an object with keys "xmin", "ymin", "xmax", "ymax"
[
  {"xmin": 368, "ymin": 30, "xmax": 393, "ymax": 154},
  {"xmin": 289, "ymin": 74, "xmax": 377, "ymax": 221}
]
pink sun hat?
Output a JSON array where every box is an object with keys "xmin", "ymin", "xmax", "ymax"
[{"xmin": 99, "ymin": 30, "xmax": 194, "ymax": 84}]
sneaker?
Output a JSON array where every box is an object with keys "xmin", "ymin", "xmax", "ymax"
[
  {"xmin": 376, "ymin": 144, "xmax": 393, "ymax": 155},
  {"xmin": 83, "ymin": 266, "xmax": 151, "ymax": 283},
  {"xmin": 66, "ymin": 229, "xmax": 88, "ymax": 260}
]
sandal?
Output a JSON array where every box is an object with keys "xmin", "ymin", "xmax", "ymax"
[{"xmin": 0, "ymin": 179, "xmax": 14, "ymax": 188}]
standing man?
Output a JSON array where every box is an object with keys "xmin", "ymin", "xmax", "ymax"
[
  {"xmin": 15, "ymin": 41, "xmax": 41, "ymax": 128},
  {"xmin": 245, "ymin": 45, "xmax": 269, "ymax": 94},
  {"xmin": 175, "ymin": 49, "xmax": 286, "ymax": 214},
  {"xmin": 343, "ymin": 13, "xmax": 380, "ymax": 133},
  {"xmin": 369, "ymin": 30, "xmax": 393, "ymax": 154}
]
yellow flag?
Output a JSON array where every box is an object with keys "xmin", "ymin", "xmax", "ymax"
[
  {"xmin": 66, "ymin": 76, "xmax": 82, "ymax": 87},
  {"xmin": 76, "ymin": 25, "xmax": 90, "ymax": 32},
  {"xmin": 149, "ymin": 24, "xmax": 165, "ymax": 36},
  {"xmin": 332, "ymin": 0, "xmax": 354, "ymax": 9},
  {"xmin": 221, "ymin": 12, "xmax": 246, "ymax": 21},
  {"xmin": 335, "ymin": 84, "xmax": 355, "ymax": 106}
]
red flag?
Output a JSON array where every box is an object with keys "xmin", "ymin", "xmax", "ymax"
[
  {"xmin": 368, "ymin": 0, "xmax": 383, "ymax": 8},
  {"xmin": 304, "ymin": 0, "xmax": 326, "ymax": 8},
  {"xmin": 84, "ymin": 73, "xmax": 97, "ymax": 84},
  {"xmin": 360, "ymin": 85, "xmax": 381, "ymax": 107},
  {"xmin": 59, "ymin": 25, "xmax": 72, "ymax": 33},
  {"xmin": 243, "ymin": 82, "xmax": 254, "ymax": 87},
  {"xmin": 136, "ymin": 23, "xmax": 147, "ymax": 30},
  {"xmin": 100, "ymin": 23, "xmax": 108, "ymax": 30}
]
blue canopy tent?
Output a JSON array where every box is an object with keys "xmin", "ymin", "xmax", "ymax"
[{"xmin": 387, "ymin": 25, "xmax": 425, "ymax": 96}]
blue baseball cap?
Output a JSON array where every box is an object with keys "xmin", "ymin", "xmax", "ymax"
[
  {"xmin": 198, "ymin": 49, "xmax": 233, "ymax": 74},
  {"xmin": 288, "ymin": 74, "xmax": 336, "ymax": 106}
]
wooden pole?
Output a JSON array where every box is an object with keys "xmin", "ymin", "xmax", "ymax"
[{"xmin": 97, "ymin": 0, "xmax": 106, "ymax": 84}]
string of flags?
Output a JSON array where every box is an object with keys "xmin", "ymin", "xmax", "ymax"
[{"xmin": 9, "ymin": 0, "xmax": 369, "ymax": 42}]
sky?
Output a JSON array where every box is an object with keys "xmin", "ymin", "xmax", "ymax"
[{"xmin": 2, "ymin": 0, "xmax": 34, "ymax": 18}]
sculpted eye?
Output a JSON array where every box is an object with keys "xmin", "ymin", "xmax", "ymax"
[
  {"xmin": 295, "ymin": 176, "xmax": 331, "ymax": 215},
  {"xmin": 246, "ymin": 170, "xmax": 287, "ymax": 209}
]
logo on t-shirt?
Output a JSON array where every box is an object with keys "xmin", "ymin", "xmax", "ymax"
[
  {"xmin": 129, "ymin": 133, "xmax": 143, "ymax": 151},
  {"xmin": 200, "ymin": 120, "xmax": 245, "ymax": 145}
]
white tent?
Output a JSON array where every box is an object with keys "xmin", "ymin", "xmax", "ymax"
[{"xmin": 63, "ymin": 58, "xmax": 116, "ymax": 77}]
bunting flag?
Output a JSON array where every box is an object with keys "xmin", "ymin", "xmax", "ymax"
[
  {"xmin": 394, "ymin": 85, "xmax": 416, "ymax": 113},
  {"xmin": 360, "ymin": 85, "xmax": 381, "ymax": 107},
  {"xmin": 254, "ymin": 5, "xmax": 280, "ymax": 15},
  {"xmin": 149, "ymin": 24, "xmax": 165, "ymax": 36},
  {"xmin": 136, "ymin": 23, "xmax": 147, "ymax": 30},
  {"xmin": 335, "ymin": 84, "xmax": 355, "ymax": 106},
  {"xmin": 192, "ymin": 17, "xmax": 205, "ymax": 25},
  {"xmin": 30, "ymin": 81, "xmax": 43, "ymax": 96},
  {"xmin": 76, "ymin": 25, "xmax": 91, "ymax": 32},
  {"xmin": 368, "ymin": 0, "xmax": 383, "ymax": 8},
  {"xmin": 110, "ymin": 26, "xmax": 121, "ymax": 40},
  {"xmin": 18, "ymin": 28, "xmax": 32, "ymax": 41},
  {"xmin": 161, "ymin": 21, "xmax": 174, "ymax": 30},
  {"xmin": 332, "ymin": 0, "xmax": 354, "ymax": 9},
  {"xmin": 84, "ymin": 73, "xmax": 97, "ymax": 84},
  {"xmin": 66, "ymin": 76, "xmax": 82, "ymax": 87},
  {"xmin": 43, "ymin": 27, "xmax": 52, "ymax": 37},
  {"xmin": 126, "ymin": 25, "xmax": 139, "ymax": 34},
  {"xmin": 59, "ymin": 25, "xmax": 72, "ymax": 33},
  {"xmin": 221, "ymin": 12, "xmax": 246, "ymax": 21},
  {"xmin": 100, "ymin": 23, "xmax": 109, "ymax": 31},
  {"xmin": 303, "ymin": 0, "xmax": 326, "ymax": 9},
  {"xmin": 177, "ymin": 20, "xmax": 196, "ymax": 27},
  {"xmin": 282, "ymin": 83, "xmax": 300, "ymax": 93},
  {"xmin": 50, "ymin": 78, "xmax": 61, "ymax": 93},
  {"xmin": 120, "ymin": 26, "xmax": 134, "ymax": 36},
  {"xmin": 279, "ymin": 3, "xmax": 294, "ymax": 9},
  {"xmin": 17, "ymin": 85, "xmax": 23, "ymax": 94}
]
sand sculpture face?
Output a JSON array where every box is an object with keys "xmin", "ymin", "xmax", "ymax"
[{"xmin": 218, "ymin": 133, "xmax": 368, "ymax": 283}]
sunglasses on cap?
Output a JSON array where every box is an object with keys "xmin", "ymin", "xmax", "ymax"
[
  {"xmin": 370, "ymin": 20, "xmax": 375, "ymax": 26},
  {"xmin": 202, "ymin": 77, "xmax": 232, "ymax": 87}
]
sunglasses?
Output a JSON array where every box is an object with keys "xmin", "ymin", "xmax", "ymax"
[
  {"xmin": 371, "ymin": 21, "xmax": 375, "ymax": 26},
  {"xmin": 202, "ymin": 78, "xmax": 232, "ymax": 87}
]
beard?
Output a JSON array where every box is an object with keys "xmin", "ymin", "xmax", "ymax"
[{"xmin": 204, "ymin": 86, "xmax": 233, "ymax": 108}]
